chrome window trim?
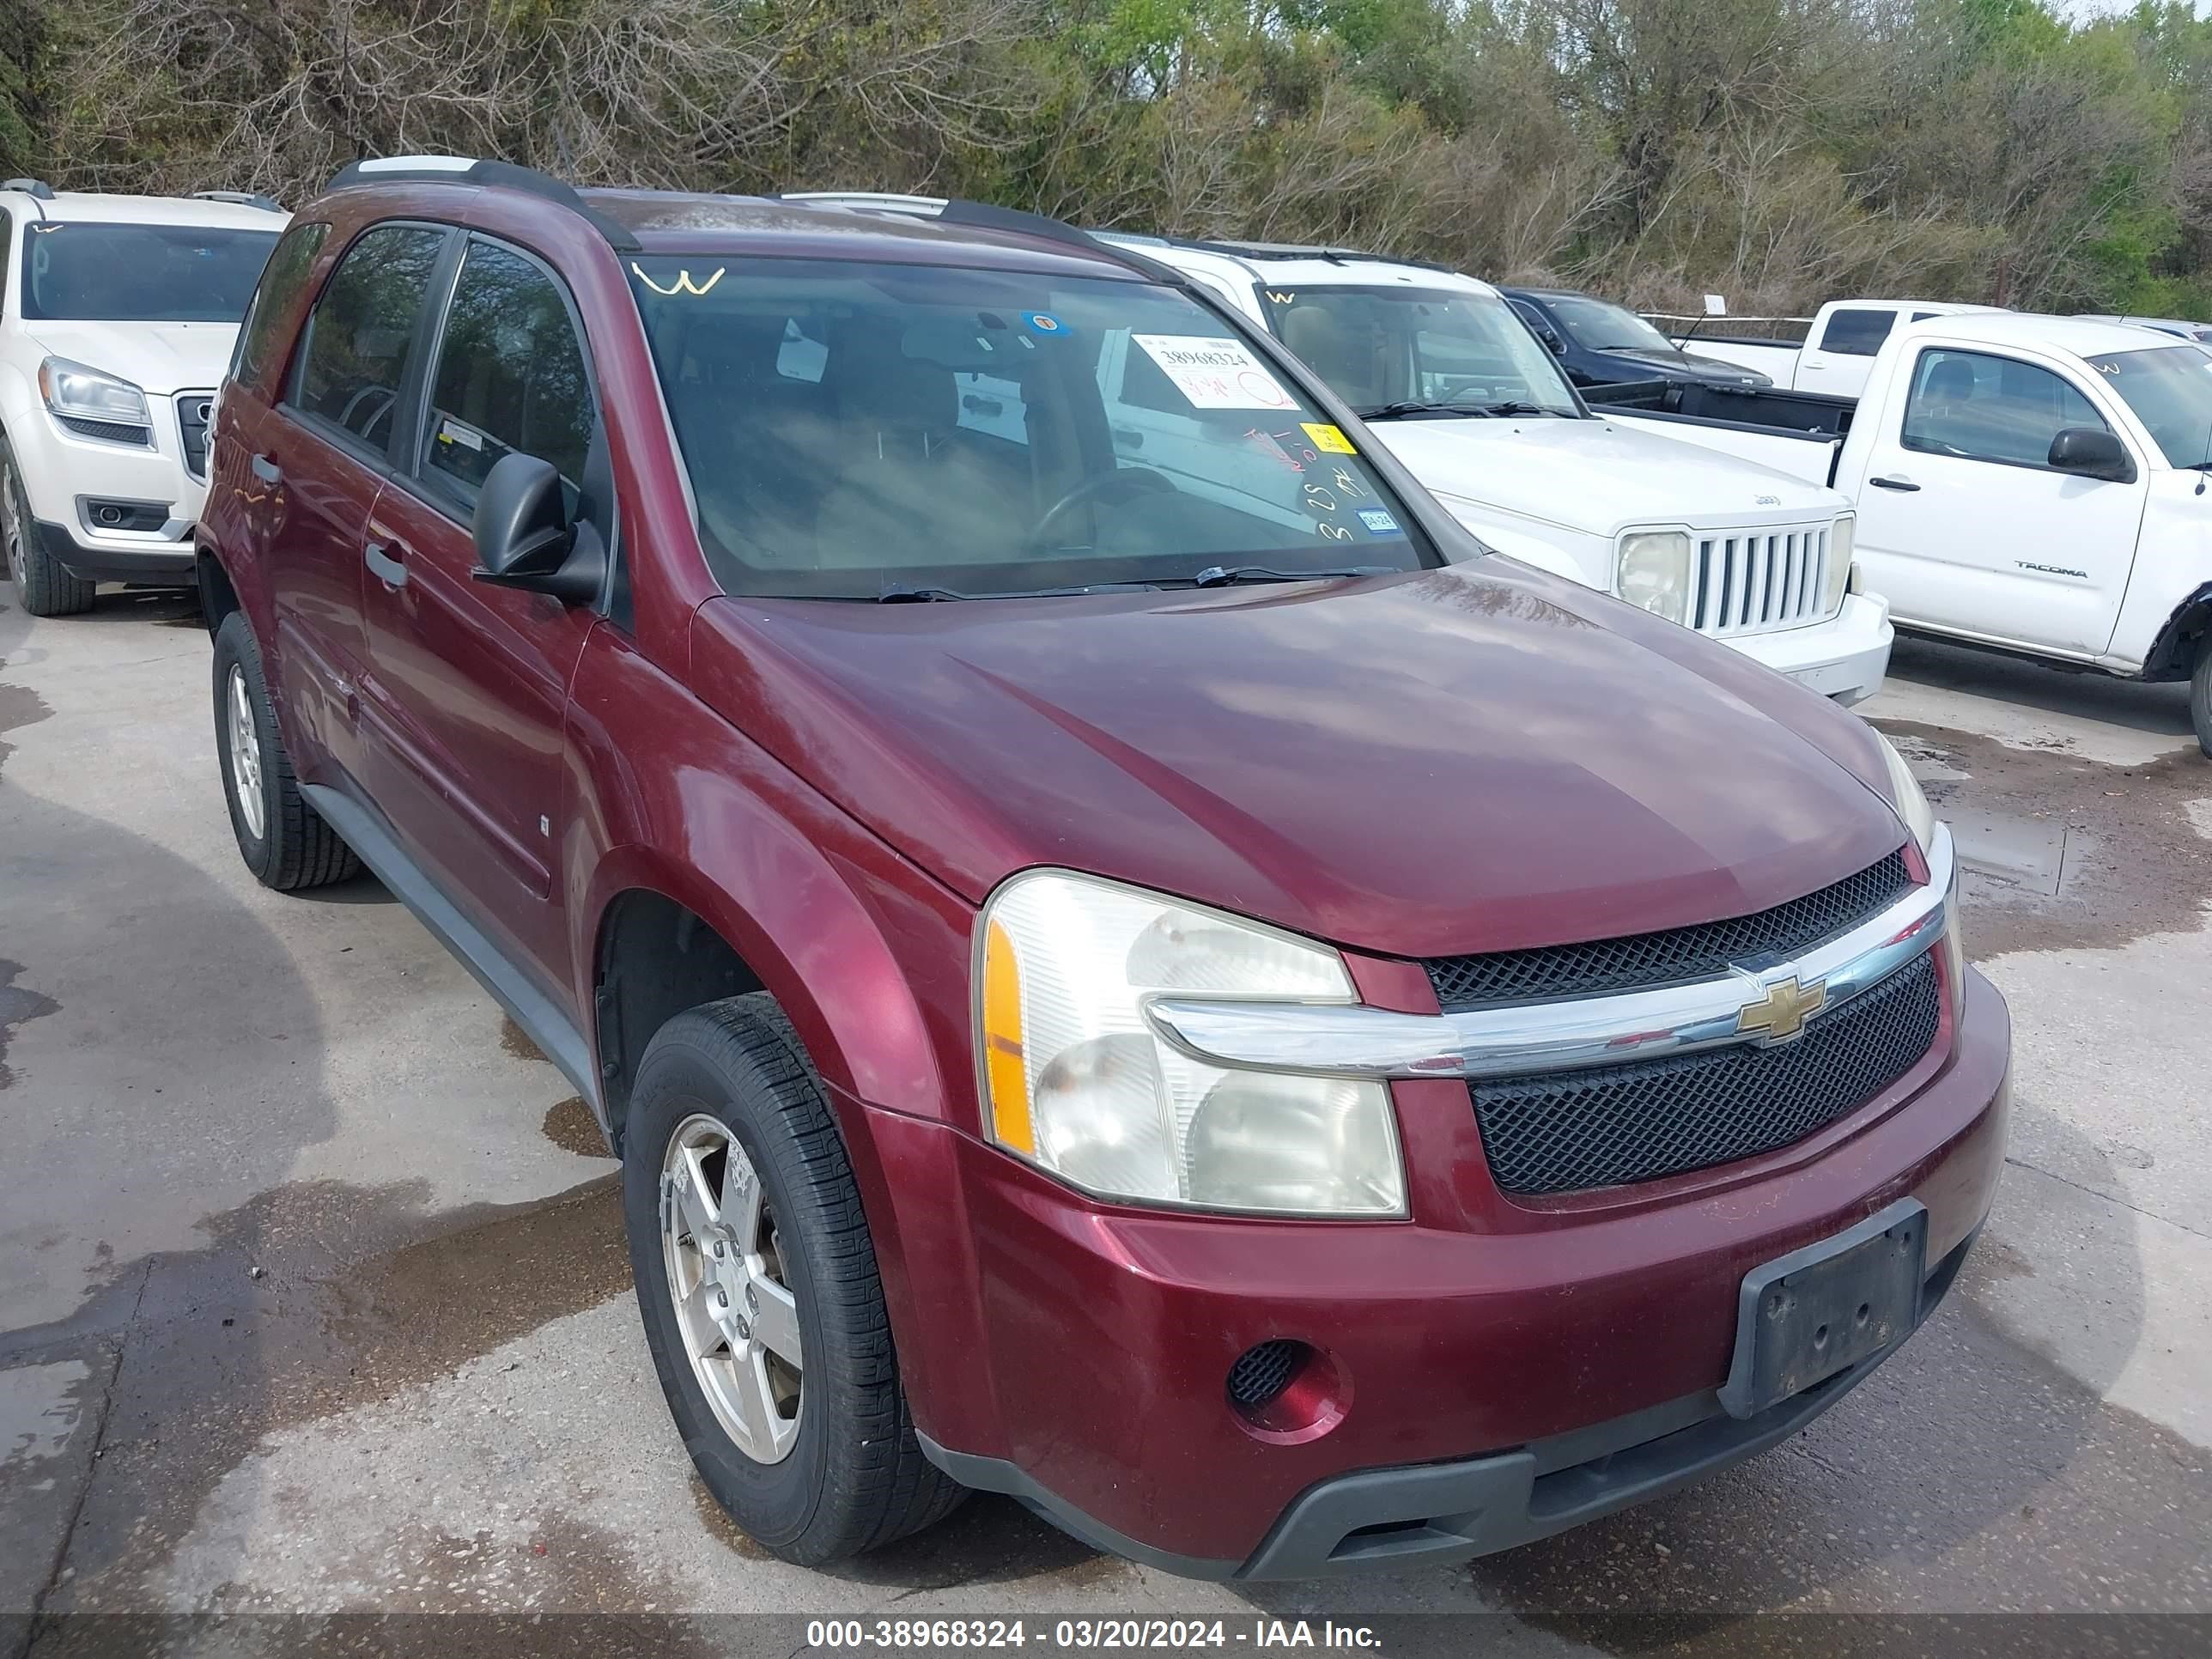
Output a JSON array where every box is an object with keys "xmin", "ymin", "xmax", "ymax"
[{"xmin": 1147, "ymin": 826, "xmax": 1954, "ymax": 1082}]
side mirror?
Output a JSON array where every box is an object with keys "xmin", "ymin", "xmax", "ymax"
[
  {"xmin": 1536, "ymin": 326, "xmax": 1564, "ymax": 354},
  {"xmin": 2046, "ymin": 427, "xmax": 2134, "ymax": 483},
  {"xmin": 472, "ymin": 452, "xmax": 604, "ymax": 603}
]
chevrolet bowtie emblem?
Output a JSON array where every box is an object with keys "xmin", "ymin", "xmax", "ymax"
[{"xmin": 1737, "ymin": 975, "xmax": 1827, "ymax": 1043}]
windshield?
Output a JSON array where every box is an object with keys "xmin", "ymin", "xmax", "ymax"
[
  {"xmin": 1259, "ymin": 284, "xmax": 1580, "ymax": 417},
  {"xmin": 2087, "ymin": 345, "xmax": 2212, "ymax": 468},
  {"xmin": 1546, "ymin": 294, "xmax": 1679, "ymax": 356},
  {"xmin": 628, "ymin": 258, "xmax": 1434, "ymax": 599},
  {"xmin": 21, "ymin": 222, "xmax": 280, "ymax": 323}
]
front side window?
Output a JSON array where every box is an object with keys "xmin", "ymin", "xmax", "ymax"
[
  {"xmin": 1901, "ymin": 348, "xmax": 2110, "ymax": 470},
  {"xmin": 1545, "ymin": 294, "xmax": 1678, "ymax": 356},
  {"xmin": 627, "ymin": 257, "xmax": 1434, "ymax": 599},
  {"xmin": 1819, "ymin": 308, "xmax": 1894, "ymax": 357},
  {"xmin": 231, "ymin": 222, "xmax": 330, "ymax": 387},
  {"xmin": 291, "ymin": 224, "xmax": 448, "ymax": 453},
  {"xmin": 1261, "ymin": 285, "xmax": 1578, "ymax": 417},
  {"xmin": 418, "ymin": 238, "xmax": 595, "ymax": 511},
  {"xmin": 2083, "ymin": 345, "xmax": 2212, "ymax": 469},
  {"xmin": 21, "ymin": 222, "xmax": 280, "ymax": 322}
]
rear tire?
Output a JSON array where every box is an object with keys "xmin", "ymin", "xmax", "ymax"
[
  {"xmin": 2193, "ymin": 635, "xmax": 2212, "ymax": 761},
  {"xmin": 2, "ymin": 446, "xmax": 95, "ymax": 617},
  {"xmin": 624, "ymin": 994, "xmax": 965, "ymax": 1565},
  {"xmin": 212, "ymin": 612, "xmax": 362, "ymax": 890}
]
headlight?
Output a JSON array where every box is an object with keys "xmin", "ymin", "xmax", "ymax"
[
  {"xmin": 40, "ymin": 357, "xmax": 152, "ymax": 428},
  {"xmin": 978, "ymin": 871, "xmax": 1405, "ymax": 1217},
  {"xmin": 1871, "ymin": 729, "xmax": 1965, "ymax": 1017},
  {"xmin": 1870, "ymin": 729, "xmax": 1936, "ymax": 853},
  {"xmin": 1616, "ymin": 530, "xmax": 1693, "ymax": 625},
  {"xmin": 1822, "ymin": 515, "xmax": 1855, "ymax": 615}
]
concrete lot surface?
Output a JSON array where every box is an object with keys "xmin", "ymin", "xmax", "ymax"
[{"xmin": 3, "ymin": 598, "xmax": 2208, "ymax": 1657}]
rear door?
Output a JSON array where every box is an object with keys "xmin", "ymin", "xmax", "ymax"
[
  {"xmin": 355, "ymin": 233, "xmax": 605, "ymax": 992},
  {"xmin": 1795, "ymin": 307, "xmax": 1899, "ymax": 398},
  {"xmin": 259, "ymin": 222, "xmax": 453, "ymax": 782},
  {"xmin": 1850, "ymin": 343, "xmax": 2146, "ymax": 654}
]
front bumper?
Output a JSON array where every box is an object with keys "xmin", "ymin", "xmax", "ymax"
[
  {"xmin": 36, "ymin": 518, "xmax": 196, "ymax": 585},
  {"xmin": 876, "ymin": 967, "xmax": 2010, "ymax": 1577},
  {"xmin": 11, "ymin": 398, "xmax": 209, "ymax": 586},
  {"xmin": 1722, "ymin": 591, "xmax": 1893, "ymax": 706}
]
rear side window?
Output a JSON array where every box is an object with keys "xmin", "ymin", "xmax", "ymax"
[
  {"xmin": 1819, "ymin": 308, "xmax": 1895, "ymax": 357},
  {"xmin": 1900, "ymin": 347, "xmax": 2109, "ymax": 469},
  {"xmin": 416, "ymin": 238, "xmax": 594, "ymax": 512},
  {"xmin": 292, "ymin": 223, "xmax": 449, "ymax": 453},
  {"xmin": 231, "ymin": 222, "xmax": 330, "ymax": 388}
]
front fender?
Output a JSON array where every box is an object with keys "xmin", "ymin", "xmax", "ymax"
[
  {"xmin": 565, "ymin": 634, "xmax": 964, "ymax": 1127},
  {"xmin": 1434, "ymin": 501, "xmax": 1601, "ymax": 587}
]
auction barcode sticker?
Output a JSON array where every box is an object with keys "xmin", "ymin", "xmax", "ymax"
[{"xmin": 1132, "ymin": 335, "xmax": 1297, "ymax": 410}]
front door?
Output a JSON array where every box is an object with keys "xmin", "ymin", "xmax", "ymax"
[
  {"xmin": 355, "ymin": 234, "xmax": 603, "ymax": 993},
  {"xmin": 1850, "ymin": 344, "xmax": 2147, "ymax": 657},
  {"xmin": 262, "ymin": 222, "xmax": 453, "ymax": 781}
]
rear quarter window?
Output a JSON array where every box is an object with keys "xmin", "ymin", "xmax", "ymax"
[{"xmin": 1819, "ymin": 308, "xmax": 1896, "ymax": 357}]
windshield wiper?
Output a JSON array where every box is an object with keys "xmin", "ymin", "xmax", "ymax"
[
  {"xmin": 1188, "ymin": 564, "xmax": 1399, "ymax": 588},
  {"xmin": 1355, "ymin": 399, "xmax": 1494, "ymax": 422},
  {"xmin": 873, "ymin": 580, "xmax": 1164, "ymax": 603},
  {"xmin": 1480, "ymin": 401, "xmax": 1566, "ymax": 417}
]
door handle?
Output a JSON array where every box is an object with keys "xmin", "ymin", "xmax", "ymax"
[
  {"xmin": 363, "ymin": 538, "xmax": 408, "ymax": 588},
  {"xmin": 250, "ymin": 453, "xmax": 282, "ymax": 484},
  {"xmin": 1112, "ymin": 427, "xmax": 1144, "ymax": 450},
  {"xmin": 1869, "ymin": 475, "xmax": 1920, "ymax": 492}
]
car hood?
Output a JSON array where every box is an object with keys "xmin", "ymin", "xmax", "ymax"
[
  {"xmin": 1610, "ymin": 345, "xmax": 1765, "ymax": 384},
  {"xmin": 1370, "ymin": 416, "xmax": 1842, "ymax": 538},
  {"xmin": 22, "ymin": 319, "xmax": 237, "ymax": 395},
  {"xmin": 692, "ymin": 562, "xmax": 1905, "ymax": 962}
]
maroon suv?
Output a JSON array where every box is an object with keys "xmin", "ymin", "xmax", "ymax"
[{"xmin": 198, "ymin": 158, "xmax": 2009, "ymax": 1578}]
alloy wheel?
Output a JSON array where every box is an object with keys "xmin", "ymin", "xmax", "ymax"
[
  {"xmin": 659, "ymin": 1113, "xmax": 804, "ymax": 1463},
  {"xmin": 1, "ymin": 462, "xmax": 24, "ymax": 585},
  {"xmin": 225, "ymin": 664, "xmax": 266, "ymax": 842}
]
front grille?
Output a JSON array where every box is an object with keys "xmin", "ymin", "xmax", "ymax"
[
  {"xmin": 1425, "ymin": 850, "xmax": 1914, "ymax": 1012},
  {"xmin": 1692, "ymin": 524, "xmax": 1831, "ymax": 636},
  {"xmin": 1471, "ymin": 953, "xmax": 1942, "ymax": 1195},
  {"xmin": 57, "ymin": 415, "xmax": 151, "ymax": 447},
  {"xmin": 176, "ymin": 392, "xmax": 215, "ymax": 480}
]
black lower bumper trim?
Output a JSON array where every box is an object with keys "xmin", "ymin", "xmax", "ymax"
[
  {"xmin": 38, "ymin": 518, "xmax": 196, "ymax": 586},
  {"xmin": 921, "ymin": 1222, "xmax": 1981, "ymax": 1581}
]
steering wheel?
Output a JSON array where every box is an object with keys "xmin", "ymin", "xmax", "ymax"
[{"xmin": 1024, "ymin": 467, "xmax": 1176, "ymax": 551}]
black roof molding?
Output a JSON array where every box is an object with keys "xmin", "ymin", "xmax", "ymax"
[
  {"xmin": 193, "ymin": 189, "xmax": 285, "ymax": 213},
  {"xmin": 322, "ymin": 156, "xmax": 641, "ymax": 252},
  {"xmin": 776, "ymin": 191, "xmax": 1113, "ymax": 254},
  {"xmin": 1181, "ymin": 236, "xmax": 1455, "ymax": 274}
]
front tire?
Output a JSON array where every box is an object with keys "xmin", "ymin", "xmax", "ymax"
[
  {"xmin": 2192, "ymin": 634, "xmax": 2212, "ymax": 761},
  {"xmin": 624, "ymin": 994, "xmax": 964, "ymax": 1565},
  {"xmin": 211, "ymin": 612, "xmax": 362, "ymax": 890},
  {"xmin": 2, "ymin": 445, "xmax": 94, "ymax": 617}
]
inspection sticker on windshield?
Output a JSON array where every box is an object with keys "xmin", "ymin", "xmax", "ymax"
[
  {"xmin": 1302, "ymin": 422, "xmax": 1357, "ymax": 454},
  {"xmin": 1356, "ymin": 508, "xmax": 1403, "ymax": 537},
  {"xmin": 1133, "ymin": 335, "xmax": 1297, "ymax": 410}
]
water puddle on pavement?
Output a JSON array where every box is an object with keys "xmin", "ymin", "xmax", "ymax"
[
  {"xmin": 1876, "ymin": 720, "xmax": 2212, "ymax": 957},
  {"xmin": 21, "ymin": 1175, "xmax": 629, "ymax": 1609}
]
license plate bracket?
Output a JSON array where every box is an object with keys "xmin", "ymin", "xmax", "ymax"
[{"xmin": 1719, "ymin": 1198, "xmax": 1927, "ymax": 1420}]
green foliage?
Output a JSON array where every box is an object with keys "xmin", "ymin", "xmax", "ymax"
[{"xmin": 19, "ymin": 0, "xmax": 2212, "ymax": 318}]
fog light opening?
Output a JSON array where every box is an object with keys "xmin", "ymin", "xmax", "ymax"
[{"xmin": 1226, "ymin": 1340, "xmax": 1349, "ymax": 1443}]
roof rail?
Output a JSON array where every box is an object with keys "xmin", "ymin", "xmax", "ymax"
[
  {"xmin": 2, "ymin": 178, "xmax": 55, "ymax": 200},
  {"xmin": 193, "ymin": 189, "xmax": 285, "ymax": 214},
  {"xmin": 321, "ymin": 155, "xmax": 641, "ymax": 252},
  {"xmin": 778, "ymin": 190, "xmax": 1107, "ymax": 253}
]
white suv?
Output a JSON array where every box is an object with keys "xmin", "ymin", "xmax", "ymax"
[{"xmin": 1, "ymin": 180, "xmax": 285, "ymax": 615}]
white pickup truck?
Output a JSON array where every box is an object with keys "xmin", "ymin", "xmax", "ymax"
[
  {"xmin": 1613, "ymin": 312, "xmax": 2212, "ymax": 752},
  {"xmin": 1680, "ymin": 300, "xmax": 2001, "ymax": 400}
]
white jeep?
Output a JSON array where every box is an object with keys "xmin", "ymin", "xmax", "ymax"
[{"xmin": 1, "ymin": 179, "xmax": 285, "ymax": 615}]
